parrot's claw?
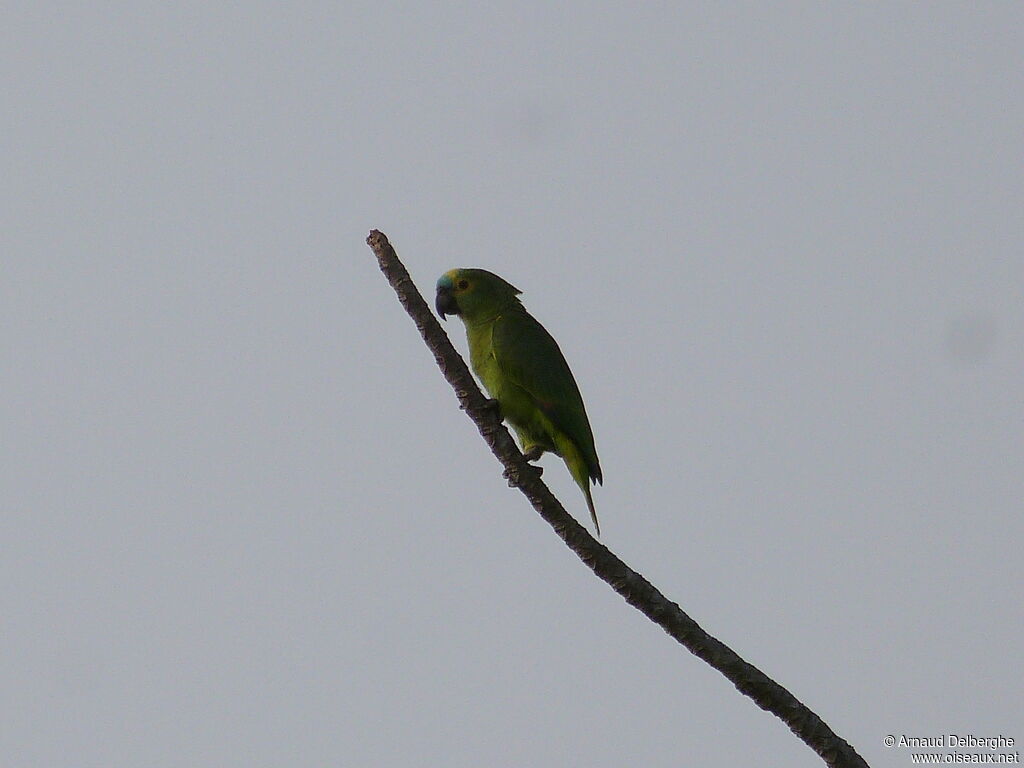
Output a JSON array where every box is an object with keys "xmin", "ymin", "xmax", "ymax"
[
  {"xmin": 522, "ymin": 446, "xmax": 545, "ymax": 462},
  {"xmin": 503, "ymin": 463, "xmax": 543, "ymax": 487},
  {"xmin": 462, "ymin": 398, "xmax": 501, "ymax": 417},
  {"xmin": 469, "ymin": 398, "xmax": 502, "ymax": 419}
]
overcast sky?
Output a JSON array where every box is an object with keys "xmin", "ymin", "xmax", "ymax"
[{"xmin": 3, "ymin": 3, "xmax": 1022, "ymax": 767}]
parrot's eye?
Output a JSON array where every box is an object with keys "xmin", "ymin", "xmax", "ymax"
[{"xmin": 457, "ymin": 279, "xmax": 469, "ymax": 290}]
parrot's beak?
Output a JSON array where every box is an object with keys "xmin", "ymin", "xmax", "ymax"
[{"xmin": 435, "ymin": 286, "xmax": 459, "ymax": 320}]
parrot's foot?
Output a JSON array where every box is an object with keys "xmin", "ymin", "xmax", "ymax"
[
  {"xmin": 522, "ymin": 446, "xmax": 545, "ymax": 462},
  {"xmin": 503, "ymin": 463, "xmax": 543, "ymax": 487},
  {"xmin": 462, "ymin": 398, "xmax": 502, "ymax": 418}
]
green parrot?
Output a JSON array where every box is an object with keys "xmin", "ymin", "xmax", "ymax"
[{"xmin": 435, "ymin": 268, "xmax": 603, "ymax": 534}]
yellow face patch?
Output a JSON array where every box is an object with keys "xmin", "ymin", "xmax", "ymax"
[{"xmin": 446, "ymin": 269, "xmax": 472, "ymax": 293}]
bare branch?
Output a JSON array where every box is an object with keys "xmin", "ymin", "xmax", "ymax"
[{"xmin": 367, "ymin": 229, "xmax": 870, "ymax": 768}]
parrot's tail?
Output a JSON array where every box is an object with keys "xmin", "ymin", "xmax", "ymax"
[
  {"xmin": 554, "ymin": 433, "xmax": 602, "ymax": 536},
  {"xmin": 582, "ymin": 483, "xmax": 601, "ymax": 537}
]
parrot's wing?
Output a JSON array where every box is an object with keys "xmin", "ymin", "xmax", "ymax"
[{"xmin": 492, "ymin": 311, "xmax": 602, "ymax": 483}]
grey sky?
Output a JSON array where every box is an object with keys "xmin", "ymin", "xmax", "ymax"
[{"xmin": 3, "ymin": 3, "xmax": 1022, "ymax": 766}]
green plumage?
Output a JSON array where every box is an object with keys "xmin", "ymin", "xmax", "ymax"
[{"xmin": 436, "ymin": 268, "xmax": 603, "ymax": 533}]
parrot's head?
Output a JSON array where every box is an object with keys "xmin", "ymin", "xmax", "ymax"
[{"xmin": 435, "ymin": 269, "xmax": 522, "ymax": 322}]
